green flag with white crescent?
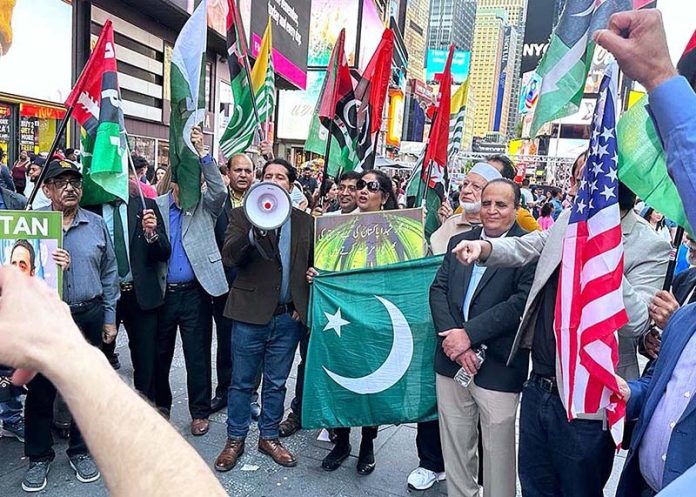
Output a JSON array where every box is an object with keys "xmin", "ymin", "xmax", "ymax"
[
  {"xmin": 302, "ymin": 257, "xmax": 441, "ymax": 428},
  {"xmin": 168, "ymin": 0, "xmax": 207, "ymax": 211}
]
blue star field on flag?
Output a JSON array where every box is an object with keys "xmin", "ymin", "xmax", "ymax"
[{"xmin": 570, "ymin": 65, "xmax": 620, "ymax": 224}]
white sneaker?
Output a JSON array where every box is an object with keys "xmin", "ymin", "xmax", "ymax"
[{"xmin": 407, "ymin": 467, "xmax": 446, "ymax": 491}]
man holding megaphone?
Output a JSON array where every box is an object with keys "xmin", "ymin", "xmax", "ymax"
[{"xmin": 215, "ymin": 158, "xmax": 313, "ymax": 471}]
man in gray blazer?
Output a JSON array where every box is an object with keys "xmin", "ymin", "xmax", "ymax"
[
  {"xmin": 449, "ymin": 155, "xmax": 670, "ymax": 497},
  {"xmin": 154, "ymin": 126, "xmax": 229, "ymax": 436}
]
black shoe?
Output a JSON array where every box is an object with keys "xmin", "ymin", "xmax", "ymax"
[
  {"xmin": 108, "ymin": 353, "xmax": 121, "ymax": 370},
  {"xmin": 322, "ymin": 443, "xmax": 351, "ymax": 471},
  {"xmin": 279, "ymin": 412, "xmax": 301, "ymax": 438},
  {"xmin": 210, "ymin": 395, "xmax": 227, "ymax": 413},
  {"xmin": 357, "ymin": 442, "xmax": 375, "ymax": 475}
]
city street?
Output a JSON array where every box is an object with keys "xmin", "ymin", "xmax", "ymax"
[{"xmin": 0, "ymin": 332, "xmax": 628, "ymax": 497}]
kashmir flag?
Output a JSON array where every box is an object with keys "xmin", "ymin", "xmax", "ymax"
[
  {"xmin": 355, "ymin": 29, "xmax": 394, "ymax": 172},
  {"xmin": 305, "ymin": 29, "xmax": 358, "ymax": 177},
  {"xmin": 219, "ymin": 0, "xmax": 260, "ymax": 158},
  {"xmin": 302, "ymin": 257, "xmax": 441, "ymax": 429},
  {"xmin": 64, "ymin": 20, "xmax": 128, "ymax": 206},
  {"xmin": 530, "ymin": 0, "xmax": 631, "ymax": 137},
  {"xmin": 250, "ymin": 18, "xmax": 275, "ymax": 125},
  {"xmin": 616, "ymin": 31, "xmax": 695, "ymax": 234},
  {"xmin": 447, "ymin": 79, "xmax": 468, "ymax": 162},
  {"xmin": 169, "ymin": 0, "xmax": 207, "ymax": 211}
]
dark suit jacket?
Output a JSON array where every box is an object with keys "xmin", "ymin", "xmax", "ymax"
[
  {"xmin": 429, "ymin": 223, "xmax": 536, "ymax": 393},
  {"xmin": 672, "ymin": 267, "xmax": 696, "ymax": 305},
  {"xmin": 91, "ymin": 198, "xmax": 171, "ymax": 311},
  {"xmin": 126, "ymin": 197, "xmax": 171, "ymax": 310},
  {"xmin": 222, "ymin": 206, "xmax": 314, "ymax": 325},
  {"xmin": 617, "ymin": 305, "xmax": 696, "ymax": 496},
  {"xmin": 214, "ymin": 193, "xmax": 236, "ymax": 284}
]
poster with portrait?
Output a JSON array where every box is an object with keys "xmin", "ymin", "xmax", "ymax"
[
  {"xmin": 0, "ymin": 211, "xmax": 63, "ymax": 296},
  {"xmin": 314, "ymin": 208, "xmax": 426, "ymax": 271}
]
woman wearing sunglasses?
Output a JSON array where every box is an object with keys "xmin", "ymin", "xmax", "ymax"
[{"xmin": 315, "ymin": 169, "xmax": 398, "ymax": 475}]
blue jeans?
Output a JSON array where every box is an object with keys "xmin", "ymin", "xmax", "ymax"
[
  {"xmin": 0, "ymin": 388, "xmax": 23, "ymax": 426},
  {"xmin": 519, "ymin": 379, "xmax": 616, "ymax": 497},
  {"xmin": 227, "ymin": 313, "xmax": 303, "ymax": 439}
]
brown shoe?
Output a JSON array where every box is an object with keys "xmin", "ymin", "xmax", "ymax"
[
  {"xmin": 258, "ymin": 438, "xmax": 297, "ymax": 467},
  {"xmin": 279, "ymin": 412, "xmax": 301, "ymax": 438},
  {"xmin": 191, "ymin": 418, "xmax": 209, "ymax": 436},
  {"xmin": 215, "ymin": 438, "xmax": 245, "ymax": 472}
]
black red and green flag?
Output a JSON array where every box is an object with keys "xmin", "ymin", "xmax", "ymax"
[{"xmin": 64, "ymin": 20, "xmax": 128, "ymax": 206}]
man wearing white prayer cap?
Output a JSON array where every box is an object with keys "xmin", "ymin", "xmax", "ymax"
[{"xmin": 429, "ymin": 163, "xmax": 502, "ymax": 255}]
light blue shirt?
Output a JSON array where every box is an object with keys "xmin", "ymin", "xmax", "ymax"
[
  {"xmin": 650, "ymin": 76, "xmax": 696, "ymax": 231},
  {"xmin": 103, "ymin": 202, "xmax": 132, "ymax": 283},
  {"xmin": 462, "ymin": 264, "xmax": 486, "ymax": 321},
  {"xmin": 167, "ymin": 193, "xmax": 196, "ymax": 284},
  {"xmin": 640, "ymin": 332, "xmax": 696, "ymax": 491},
  {"xmin": 278, "ymin": 216, "xmax": 292, "ymax": 304}
]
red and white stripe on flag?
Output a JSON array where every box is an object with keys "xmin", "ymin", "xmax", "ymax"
[{"xmin": 554, "ymin": 63, "xmax": 627, "ymax": 447}]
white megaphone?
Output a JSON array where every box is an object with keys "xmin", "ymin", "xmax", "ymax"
[{"xmin": 243, "ymin": 181, "xmax": 292, "ymax": 231}]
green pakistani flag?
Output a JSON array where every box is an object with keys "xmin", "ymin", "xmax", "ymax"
[
  {"xmin": 302, "ymin": 257, "xmax": 441, "ymax": 429},
  {"xmin": 617, "ymin": 95, "xmax": 693, "ymax": 234},
  {"xmin": 169, "ymin": 0, "xmax": 207, "ymax": 211},
  {"xmin": 530, "ymin": 0, "xmax": 631, "ymax": 137}
]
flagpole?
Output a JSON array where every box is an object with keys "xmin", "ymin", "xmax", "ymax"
[
  {"xmin": 319, "ymin": 120, "xmax": 336, "ymax": 206},
  {"xmin": 416, "ymin": 107, "xmax": 439, "ymax": 206},
  {"xmin": 235, "ymin": 8, "xmax": 266, "ymax": 142},
  {"xmin": 663, "ymin": 226, "xmax": 685, "ymax": 290},
  {"xmin": 26, "ymin": 107, "xmax": 74, "ymax": 210},
  {"xmin": 125, "ymin": 143, "xmax": 148, "ymax": 210}
]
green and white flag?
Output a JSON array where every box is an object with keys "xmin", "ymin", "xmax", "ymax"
[
  {"xmin": 530, "ymin": 0, "xmax": 630, "ymax": 137},
  {"xmin": 168, "ymin": 0, "xmax": 207, "ymax": 211},
  {"xmin": 302, "ymin": 257, "xmax": 441, "ymax": 429}
]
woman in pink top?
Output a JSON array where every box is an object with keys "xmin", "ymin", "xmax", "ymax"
[{"xmin": 538, "ymin": 202, "xmax": 555, "ymax": 231}]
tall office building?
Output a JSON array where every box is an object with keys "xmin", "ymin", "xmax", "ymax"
[
  {"xmin": 427, "ymin": 0, "xmax": 476, "ymax": 52},
  {"xmin": 404, "ymin": 0, "xmax": 431, "ymax": 81},
  {"xmin": 468, "ymin": 7, "xmax": 507, "ymax": 137}
]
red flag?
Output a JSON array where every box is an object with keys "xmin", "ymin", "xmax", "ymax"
[
  {"xmin": 318, "ymin": 29, "xmax": 352, "ymax": 125},
  {"xmin": 355, "ymin": 29, "xmax": 394, "ymax": 170},
  {"xmin": 677, "ymin": 30, "xmax": 696, "ymax": 88},
  {"xmin": 65, "ymin": 20, "xmax": 116, "ymax": 128},
  {"xmin": 422, "ymin": 44, "xmax": 454, "ymax": 187}
]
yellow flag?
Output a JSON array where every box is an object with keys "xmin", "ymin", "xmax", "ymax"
[{"xmin": 250, "ymin": 18, "xmax": 275, "ymax": 122}]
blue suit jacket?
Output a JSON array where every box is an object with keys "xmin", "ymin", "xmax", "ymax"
[{"xmin": 617, "ymin": 304, "xmax": 696, "ymax": 496}]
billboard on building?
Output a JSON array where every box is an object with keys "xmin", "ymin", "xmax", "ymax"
[
  {"xmin": 307, "ymin": 0, "xmax": 360, "ymax": 67},
  {"xmin": 425, "ymin": 49, "xmax": 470, "ymax": 83},
  {"xmin": 0, "ymin": 0, "xmax": 72, "ymax": 103},
  {"xmin": 249, "ymin": 0, "xmax": 312, "ymax": 90},
  {"xmin": 277, "ymin": 70, "xmax": 326, "ymax": 141},
  {"xmin": 493, "ymin": 27, "xmax": 511, "ymax": 132},
  {"xmin": 520, "ymin": 0, "xmax": 556, "ymax": 75},
  {"xmin": 358, "ymin": 0, "xmax": 385, "ymax": 71}
]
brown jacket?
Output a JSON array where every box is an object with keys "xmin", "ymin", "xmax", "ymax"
[{"xmin": 222, "ymin": 206, "xmax": 314, "ymax": 325}]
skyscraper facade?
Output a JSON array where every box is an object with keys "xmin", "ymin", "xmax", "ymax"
[
  {"xmin": 404, "ymin": 0, "xmax": 431, "ymax": 81},
  {"xmin": 427, "ymin": 0, "xmax": 476, "ymax": 52}
]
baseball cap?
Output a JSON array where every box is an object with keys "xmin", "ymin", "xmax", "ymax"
[{"xmin": 43, "ymin": 159, "xmax": 82, "ymax": 181}]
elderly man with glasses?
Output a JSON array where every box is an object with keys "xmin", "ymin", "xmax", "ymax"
[{"xmin": 22, "ymin": 159, "xmax": 119, "ymax": 492}]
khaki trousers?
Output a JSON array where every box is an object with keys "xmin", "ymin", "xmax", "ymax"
[{"xmin": 436, "ymin": 374, "xmax": 520, "ymax": 497}]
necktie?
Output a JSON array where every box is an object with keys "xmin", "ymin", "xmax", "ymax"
[{"xmin": 112, "ymin": 201, "xmax": 129, "ymax": 278}]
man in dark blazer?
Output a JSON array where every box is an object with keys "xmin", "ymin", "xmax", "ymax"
[
  {"xmin": 93, "ymin": 180, "xmax": 171, "ymax": 401},
  {"xmin": 214, "ymin": 158, "xmax": 313, "ymax": 472},
  {"xmin": 615, "ymin": 302, "xmax": 696, "ymax": 497},
  {"xmin": 429, "ymin": 179, "xmax": 536, "ymax": 497}
]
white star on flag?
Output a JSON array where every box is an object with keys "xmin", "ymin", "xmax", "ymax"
[
  {"xmin": 607, "ymin": 168, "xmax": 618, "ymax": 182},
  {"xmin": 596, "ymin": 143, "xmax": 609, "ymax": 159},
  {"xmin": 323, "ymin": 308, "xmax": 350, "ymax": 337},
  {"xmin": 590, "ymin": 180, "xmax": 598, "ymax": 193},
  {"xmin": 592, "ymin": 161, "xmax": 604, "ymax": 175},
  {"xmin": 592, "ymin": 127, "xmax": 600, "ymax": 143},
  {"xmin": 576, "ymin": 198, "xmax": 587, "ymax": 214},
  {"xmin": 600, "ymin": 126, "xmax": 615, "ymax": 142},
  {"xmin": 600, "ymin": 185, "xmax": 616, "ymax": 201},
  {"xmin": 611, "ymin": 153, "xmax": 618, "ymax": 168}
]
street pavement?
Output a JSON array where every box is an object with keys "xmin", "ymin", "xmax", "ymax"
[{"xmin": 0, "ymin": 331, "xmax": 627, "ymax": 496}]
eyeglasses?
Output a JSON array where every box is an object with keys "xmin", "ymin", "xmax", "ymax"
[
  {"xmin": 356, "ymin": 180, "xmax": 382, "ymax": 193},
  {"xmin": 50, "ymin": 178, "xmax": 83, "ymax": 190}
]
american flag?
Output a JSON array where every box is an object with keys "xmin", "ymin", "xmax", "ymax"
[{"xmin": 554, "ymin": 62, "xmax": 627, "ymax": 446}]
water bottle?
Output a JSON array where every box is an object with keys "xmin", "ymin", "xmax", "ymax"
[{"xmin": 453, "ymin": 345, "xmax": 487, "ymax": 388}]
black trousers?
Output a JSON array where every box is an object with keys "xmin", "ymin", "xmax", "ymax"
[
  {"xmin": 335, "ymin": 426, "xmax": 378, "ymax": 446},
  {"xmin": 117, "ymin": 288, "xmax": 159, "ymax": 402},
  {"xmin": 25, "ymin": 300, "xmax": 104, "ymax": 462},
  {"xmin": 155, "ymin": 284, "xmax": 212, "ymax": 419},
  {"xmin": 212, "ymin": 294, "xmax": 233, "ymax": 399},
  {"xmin": 289, "ymin": 328, "xmax": 310, "ymax": 417},
  {"xmin": 416, "ymin": 420, "xmax": 445, "ymax": 473}
]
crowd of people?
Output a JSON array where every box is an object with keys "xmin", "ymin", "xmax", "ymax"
[{"xmin": 0, "ymin": 8, "xmax": 695, "ymax": 497}]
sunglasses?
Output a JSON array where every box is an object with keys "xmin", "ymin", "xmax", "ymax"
[
  {"xmin": 356, "ymin": 179, "xmax": 382, "ymax": 193},
  {"xmin": 50, "ymin": 178, "xmax": 83, "ymax": 190}
]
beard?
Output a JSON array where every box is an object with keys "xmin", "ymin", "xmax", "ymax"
[{"xmin": 461, "ymin": 201, "xmax": 481, "ymax": 214}]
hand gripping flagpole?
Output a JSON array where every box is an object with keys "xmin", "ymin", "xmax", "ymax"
[{"xmin": 663, "ymin": 227, "xmax": 685, "ymax": 290}]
